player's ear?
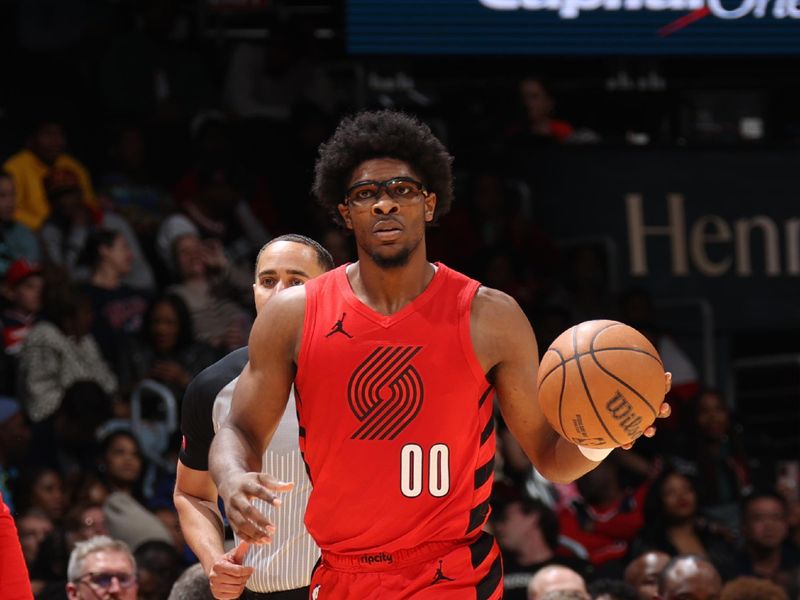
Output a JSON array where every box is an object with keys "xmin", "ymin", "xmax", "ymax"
[
  {"xmin": 338, "ymin": 203, "xmax": 354, "ymax": 230},
  {"xmin": 423, "ymin": 192, "xmax": 436, "ymax": 223}
]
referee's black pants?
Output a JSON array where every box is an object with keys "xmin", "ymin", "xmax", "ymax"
[{"xmin": 241, "ymin": 587, "xmax": 309, "ymax": 600}]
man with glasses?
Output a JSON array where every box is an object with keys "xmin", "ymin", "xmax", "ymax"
[
  {"xmin": 211, "ymin": 110, "xmax": 671, "ymax": 599},
  {"xmin": 66, "ymin": 536, "xmax": 137, "ymax": 600}
]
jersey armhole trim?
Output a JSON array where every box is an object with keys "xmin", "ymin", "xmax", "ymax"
[
  {"xmin": 295, "ymin": 282, "xmax": 317, "ymax": 388},
  {"xmin": 458, "ymin": 281, "xmax": 491, "ymax": 388}
]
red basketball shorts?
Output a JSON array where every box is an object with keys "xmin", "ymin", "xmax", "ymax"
[{"xmin": 308, "ymin": 532, "xmax": 503, "ymax": 599}]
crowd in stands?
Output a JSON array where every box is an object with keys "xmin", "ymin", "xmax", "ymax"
[{"xmin": 0, "ymin": 3, "xmax": 798, "ymax": 599}]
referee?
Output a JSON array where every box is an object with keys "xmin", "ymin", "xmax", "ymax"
[{"xmin": 174, "ymin": 234, "xmax": 334, "ymax": 600}]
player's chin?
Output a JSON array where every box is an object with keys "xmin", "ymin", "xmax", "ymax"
[{"xmin": 369, "ymin": 247, "xmax": 411, "ymax": 269}]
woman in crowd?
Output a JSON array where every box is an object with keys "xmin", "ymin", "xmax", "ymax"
[
  {"xmin": 13, "ymin": 467, "xmax": 65, "ymax": 524},
  {"xmin": 18, "ymin": 282, "xmax": 117, "ymax": 425},
  {"xmin": 97, "ymin": 429, "xmax": 173, "ymax": 553},
  {"xmin": 98, "ymin": 429, "xmax": 145, "ymax": 501},
  {"xmin": 671, "ymin": 388, "xmax": 752, "ymax": 530},
  {"xmin": 116, "ymin": 294, "xmax": 218, "ymax": 402},
  {"xmin": 157, "ymin": 214, "xmax": 252, "ymax": 352},
  {"xmin": 630, "ymin": 466, "xmax": 737, "ymax": 580},
  {"xmin": 80, "ymin": 228, "xmax": 150, "ymax": 364}
]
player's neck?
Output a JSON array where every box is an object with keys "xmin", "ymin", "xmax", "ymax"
[{"xmin": 349, "ymin": 251, "xmax": 435, "ymax": 316}]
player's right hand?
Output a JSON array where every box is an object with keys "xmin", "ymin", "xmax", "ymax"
[
  {"xmin": 219, "ymin": 472, "xmax": 294, "ymax": 544},
  {"xmin": 208, "ymin": 542, "xmax": 253, "ymax": 600}
]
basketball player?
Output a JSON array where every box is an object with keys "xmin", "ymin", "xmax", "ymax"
[
  {"xmin": 174, "ymin": 235, "xmax": 334, "ymax": 600},
  {"xmin": 210, "ymin": 111, "xmax": 671, "ymax": 599}
]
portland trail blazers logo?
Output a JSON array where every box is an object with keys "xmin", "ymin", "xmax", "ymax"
[{"xmin": 348, "ymin": 346, "xmax": 424, "ymax": 440}]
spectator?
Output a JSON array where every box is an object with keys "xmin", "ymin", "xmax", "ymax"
[
  {"xmin": 38, "ymin": 167, "xmax": 95, "ymax": 277},
  {"xmin": 624, "ymin": 551, "xmax": 671, "ymax": 600},
  {"xmin": 29, "ymin": 502, "xmax": 111, "ymax": 590},
  {"xmin": 134, "ymin": 540, "xmax": 182, "ymax": 600},
  {"xmin": 13, "ymin": 467, "xmax": 65, "ymax": 523},
  {"xmin": 0, "ymin": 397, "xmax": 32, "ymax": 511},
  {"xmin": 0, "ymin": 170, "xmax": 40, "ymax": 276},
  {"xmin": 17, "ymin": 508, "xmax": 53, "ymax": 570},
  {"xmin": 507, "ymin": 78, "xmax": 575, "ymax": 146},
  {"xmin": 18, "ymin": 283, "xmax": 117, "ymax": 423},
  {"xmin": 116, "ymin": 294, "xmax": 218, "ymax": 402},
  {"xmin": 0, "ymin": 490, "xmax": 33, "ymax": 599},
  {"xmin": 160, "ymin": 218, "xmax": 252, "ymax": 352},
  {"xmin": 66, "ymin": 472, "xmax": 109, "ymax": 510},
  {"xmin": 97, "ymin": 429, "xmax": 173, "ymax": 553},
  {"xmin": 657, "ymin": 555, "xmax": 722, "ymax": 600},
  {"xmin": 588, "ymin": 579, "xmax": 639, "ymax": 600},
  {"xmin": 528, "ymin": 565, "xmax": 589, "ymax": 600},
  {"xmin": 80, "ymin": 229, "xmax": 149, "ymax": 364},
  {"xmin": 736, "ymin": 491, "xmax": 800, "ymax": 588},
  {"xmin": 52, "ymin": 382, "xmax": 114, "ymax": 477},
  {"xmin": 720, "ymin": 576, "xmax": 788, "ymax": 600},
  {"xmin": 39, "ymin": 167, "xmax": 156, "ymax": 291},
  {"xmin": 671, "ymin": 389, "xmax": 751, "ymax": 530},
  {"xmin": 67, "ymin": 503, "xmax": 109, "ymax": 544},
  {"xmin": 558, "ymin": 457, "xmax": 647, "ymax": 569},
  {"xmin": 177, "ymin": 166, "xmax": 269, "ymax": 266},
  {"xmin": 167, "ymin": 562, "xmax": 213, "ymax": 600},
  {"xmin": 97, "ymin": 429, "xmax": 145, "ymax": 501},
  {"xmin": 65, "ymin": 535, "xmax": 138, "ymax": 600},
  {"xmin": 630, "ymin": 468, "xmax": 736, "ymax": 580},
  {"xmin": 103, "ymin": 489, "xmax": 173, "ymax": 555},
  {"xmin": 1, "ymin": 260, "xmax": 44, "ymax": 373},
  {"xmin": 496, "ymin": 495, "xmax": 588, "ymax": 599},
  {"xmin": 2, "ymin": 117, "xmax": 96, "ymax": 231}
]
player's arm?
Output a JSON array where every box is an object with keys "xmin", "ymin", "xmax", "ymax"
[
  {"xmin": 472, "ymin": 288, "xmax": 601, "ymax": 484},
  {"xmin": 209, "ymin": 287, "xmax": 305, "ymax": 544},
  {"xmin": 174, "ymin": 463, "xmax": 225, "ymax": 569}
]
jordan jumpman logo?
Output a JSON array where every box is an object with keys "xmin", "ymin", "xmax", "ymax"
[
  {"xmin": 326, "ymin": 312, "xmax": 353, "ymax": 338},
  {"xmin": 431, "ymin": 560, "xmax": 455, "ymax": 584}
]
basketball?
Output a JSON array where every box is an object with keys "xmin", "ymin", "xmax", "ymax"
[{"xmin": 537, "ymin": 320, "xmax": 666, "ymax": 449}]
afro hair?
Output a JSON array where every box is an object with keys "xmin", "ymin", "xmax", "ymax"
[{"xmin": 312, "ymin": 110, "xmax": 454, "ymax": 227}]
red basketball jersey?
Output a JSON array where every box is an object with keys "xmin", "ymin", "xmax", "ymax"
[{"xmin": 294, "ymin": 263, "xmax": 496, "ymax": 556}]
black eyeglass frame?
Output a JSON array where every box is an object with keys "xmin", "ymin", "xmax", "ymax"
[{"xmin": 343, "ymin": 177, "xmax": 429, "ymax": 207}]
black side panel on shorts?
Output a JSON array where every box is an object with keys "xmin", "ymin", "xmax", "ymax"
[
  {"xmin": 475, "ymin": 554, "xmax": 502, "ymax": 600},
  {"xmin": 469, "ymin": 532, "xmax": 494, "ymax": 569}
]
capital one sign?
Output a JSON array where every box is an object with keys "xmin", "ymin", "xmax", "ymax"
[{"xmin": 480, "ymin": 0, "xmax": 800, "ymax": 19}]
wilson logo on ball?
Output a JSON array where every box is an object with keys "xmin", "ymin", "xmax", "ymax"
[{"xmin": 605, "ymin": 391, "xmax": 644, "ymax": 439}]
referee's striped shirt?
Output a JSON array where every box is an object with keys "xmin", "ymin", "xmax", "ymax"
[{"xmin": 179, "ymin": 348, "xmax": 319, "ymax": 593}]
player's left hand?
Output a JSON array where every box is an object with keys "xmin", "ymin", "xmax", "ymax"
[{"xmin": 621, "ymin": 371, "xmax": 672, "ymax": 450}]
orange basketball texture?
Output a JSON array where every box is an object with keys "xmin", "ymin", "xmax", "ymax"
[{"xmin": 537, "ymin": 320, "xmax": 665, "ymax": 449}]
